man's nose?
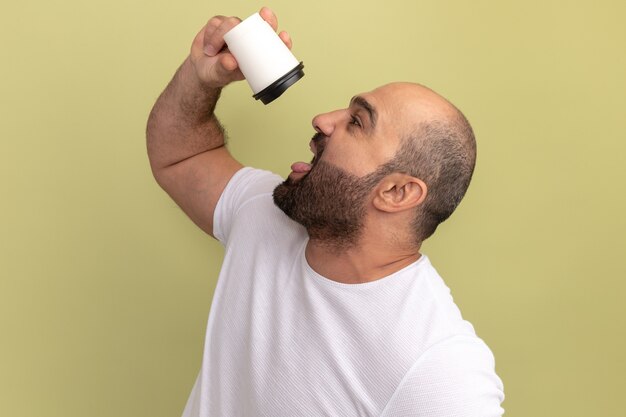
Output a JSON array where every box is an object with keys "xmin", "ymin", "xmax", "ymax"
[{"xmin": 311, "ymin": 110, "xmax": 343, "ymax": 137}]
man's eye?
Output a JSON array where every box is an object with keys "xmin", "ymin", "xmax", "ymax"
[{"xmin": 349, "ymin": 115, "xmax": 362, "ymax": 128}]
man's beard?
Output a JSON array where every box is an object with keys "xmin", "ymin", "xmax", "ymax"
[{"xmin": 273, "ymin": 150, "xmax": 384, "ymax": 250}]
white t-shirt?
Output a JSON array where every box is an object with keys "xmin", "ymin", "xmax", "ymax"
[{"xmin": 182, "ymin": 167, "xmax": 504, "ymax": 417}]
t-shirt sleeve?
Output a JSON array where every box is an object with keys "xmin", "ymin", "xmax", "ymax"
[
  {"xmin": 380, "ymin": 336, "xmax": 505, "ymax": 417},
  {"xmin": 213, "ymin": 167, "xmax": 284, "ymax": 245}
]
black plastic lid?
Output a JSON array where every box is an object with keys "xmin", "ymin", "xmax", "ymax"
[{"xmin": 253, "ymin": 62, "xmax": 304, "ymax": 104}]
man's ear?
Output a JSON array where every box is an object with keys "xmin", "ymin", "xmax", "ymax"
[{"xmin": 372, "ymin": 173, "xmax": 427, "ymax": 213}]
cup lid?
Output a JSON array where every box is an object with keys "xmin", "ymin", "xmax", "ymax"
[{"xmin": 253, "ymin": 62, "xmax": 304, "ymax": 104}]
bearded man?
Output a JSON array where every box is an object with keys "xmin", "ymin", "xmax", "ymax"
[{"xmin": 147, "ymin": 7, "xmax": 505, "ymax": 417}]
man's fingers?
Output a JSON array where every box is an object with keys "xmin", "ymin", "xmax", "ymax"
[
  {"xmin": 214, "ymin": 54, "xmax": 244, "ymax": 82},
  {"xmin": 202, "ymin": 16, "xmax": 224, "ymax": 55},
  {"xmin": 260, "ymin": 7, "xmax": 291, "ymax": 50},
  {"xmin": 203, "ymin": 16, "xmax": 241, "ymax": 56},
  {"xmin": 259, "ymin": 7, "xmax": 278, "ymax": 32},
  {"xmin": 278, "ymin": 31, "xmax": 292, "ymax": 50},
  {"xmin": 220, "ymin": 53, "xmax": 239, "ymax": 72}
]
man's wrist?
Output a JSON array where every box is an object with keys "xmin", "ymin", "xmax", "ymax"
[
  {"xmin": 182, "ymin": 56, "xmax": 223, "ymax": 92},
  {"xmin": 177, "ymin": 56, "xmax": 223, "ymax": 123}
]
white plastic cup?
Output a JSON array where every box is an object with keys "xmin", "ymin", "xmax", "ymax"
[{"xmin": 223, "ymin": 12, "xmax": 304, "ymax": 104}]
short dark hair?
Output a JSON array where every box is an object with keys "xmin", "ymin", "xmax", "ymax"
[{"xmin": 376, "ymin": 110, "xmax": 477, "ymax": 242}]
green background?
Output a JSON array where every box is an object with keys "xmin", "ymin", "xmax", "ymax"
[{"xmin": 1, "ymin": 0, "xmax": 625, "ymax": 416}]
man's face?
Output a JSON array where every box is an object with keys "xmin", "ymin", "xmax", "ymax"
[{"xmin": 273, "ymin": 85, "xmax": 407, "ymax": 246}]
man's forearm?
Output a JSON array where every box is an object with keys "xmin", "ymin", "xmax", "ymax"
[{"xmin": 146, "ymin": 56, "xmax": 225, "ymax": 173}]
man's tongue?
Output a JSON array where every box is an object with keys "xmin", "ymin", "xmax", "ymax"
[{"xmin": 291, "ymin": 162, "xmax": 312, "ymax": 174}]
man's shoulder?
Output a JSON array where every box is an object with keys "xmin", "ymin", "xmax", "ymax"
[
  {"xmin": 214, "ymin": 167, "xmax": 304, "ymax": 245},
  {"xmin": 380, "ymin": 334, "xmax": 505, "ymax": 417},
  {"xmin": 392, "ymin": 256, "xmax": 481, "ymax": 347},
  {"xmin": 222, "ymin": 166, "xmax": 284, "ymax": 202}
]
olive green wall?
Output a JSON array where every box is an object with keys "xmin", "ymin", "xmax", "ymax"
[{"xmin": 1, "ymin": 1, "xmax": 624, "ymax": 416}]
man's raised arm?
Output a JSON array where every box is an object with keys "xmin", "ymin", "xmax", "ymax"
[{"xmin": 146, "ymin": 7, "xmax": 291, "ymax": 237}]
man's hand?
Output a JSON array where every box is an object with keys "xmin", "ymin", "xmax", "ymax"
[{"xmin": 189, "ymin": 7, "xmax": 293, "ymax": 89}]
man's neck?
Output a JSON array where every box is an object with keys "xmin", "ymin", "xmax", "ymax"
[{"xmin": 305, "ymin": 235, "xmax": 421, "ymax": 285}]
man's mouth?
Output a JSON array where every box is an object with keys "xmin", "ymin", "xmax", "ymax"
[{"xmin": 288, "ymin": 133, "xmax": 325, "ymax": 179}]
